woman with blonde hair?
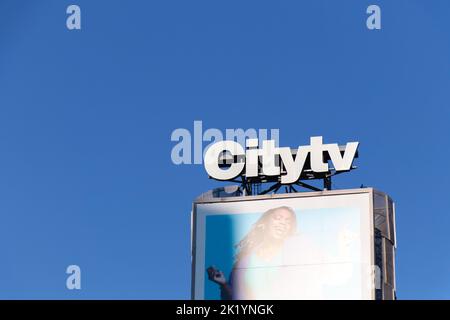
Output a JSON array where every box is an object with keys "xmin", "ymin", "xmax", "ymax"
[{"xmin": 207, "ymin": 206, "xmax": 297, "ymax": 299}]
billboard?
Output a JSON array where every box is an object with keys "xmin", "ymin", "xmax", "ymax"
[{"xmin": 192, "ymin": 189, "xmax": 377, "ymax": 300}]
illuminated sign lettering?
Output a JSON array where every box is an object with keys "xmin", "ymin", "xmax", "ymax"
[{"xmin": 204, "ymin": 136, "xmax": 359, "ymax": 184}]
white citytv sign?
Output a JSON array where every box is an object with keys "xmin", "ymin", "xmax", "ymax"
[{"xmin": 204, "ymin": 136, "xmax": 359, "ymax": 184}]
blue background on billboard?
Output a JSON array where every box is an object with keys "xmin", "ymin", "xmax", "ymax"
[{"xmin": 0, "ymin": 0, "xmax": 449, "ymax": 298}]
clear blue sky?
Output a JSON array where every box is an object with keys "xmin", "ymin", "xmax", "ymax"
[{"xmin": 0, "ymin": 0, "xmax": 449, "ymax": 299}]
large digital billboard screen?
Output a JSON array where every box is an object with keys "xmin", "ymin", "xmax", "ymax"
[{"xmin": 192, "ymin": 189, "xmax": 375, "ymax": 300}]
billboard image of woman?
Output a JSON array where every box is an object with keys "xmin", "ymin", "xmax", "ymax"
[{"xmin": 193, "ymin": 191, "xmax": 374, "ymax": 300}]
